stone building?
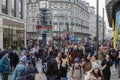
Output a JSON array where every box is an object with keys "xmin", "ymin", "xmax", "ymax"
[{"xmin": 0, "ymin": 0, "xmax": 26, "ymax": 49}]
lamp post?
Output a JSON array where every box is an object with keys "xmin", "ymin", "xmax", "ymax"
[
  {"xmin": 67, "ymin": 22, "xmax": 69, "ymax": 44},
  {"xmin": 102, "ymin": 8, "xmax": 104, "ymax": 43},
  {"xmin": 96, "ymin": 0, "xmax": 99, "ymax": 53}
]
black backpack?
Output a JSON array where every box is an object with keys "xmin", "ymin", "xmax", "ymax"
[{"xmin": 17, "ymin": 67, "xmax": 36, "ymax": 80}]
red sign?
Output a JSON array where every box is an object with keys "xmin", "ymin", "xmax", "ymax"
[{"xmin": 36, "ymin": 25, "xmax": 52, "ymax": 30}]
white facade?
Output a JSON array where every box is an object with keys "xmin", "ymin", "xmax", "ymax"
[
  {"xmin": 0, "ymin": 0, "xmax": 26, "ymax": 49},
  {"xmin": 89, "ymin": 6, "xmax": 96, "ymax": 38},
  {"xmin": 49, "ymin": 0, "xmax": 90, "ymax": 37},
  {"xmin": 26, "ymin": 0, "xmax": 39, "ymax": 32},
  {"xmin": 99, "ymin": 16, "xmax": 106, "ymax": 40}
]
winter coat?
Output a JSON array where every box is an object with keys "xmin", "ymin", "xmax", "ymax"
[
  {"xmin": 102, "ymin": 58, "xmax": 113, "ymax": 74},
  {"xmin": 0, "ymin": 56, "xmax": 10, "ymax": 74},
  {"xmin": 12, "ymin": 54, "xmax": 19, "ymax": 67},
  {"xmin": 60, "ymin": 58, "xmax": 69, "ymax": 77},
  {"xmin": 46, "ymin": 58, "xmax": 59, "ymax": 76},
  {"xmin": 20, "ymin": 66, "xmax": 38, "ymax": 76},
  {"xmin": 12, "ymin": 63, "xmax": 25, "ymax": 80},
  {"xmin": 67, "ymin": 67, "xmax": 81, "ymax": 80},
  {"xmin": 8, "ymin": 50, "xmax": 13, "ymax": 65}
]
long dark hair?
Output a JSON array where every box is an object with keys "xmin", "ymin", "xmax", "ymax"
[{"xmin": 91, "ymin": 68, "xmax": 104, "ymax": 80}]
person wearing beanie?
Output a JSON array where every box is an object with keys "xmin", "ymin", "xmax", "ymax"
[
  {"xmin": 67, "ymin": 57, "xmax": 82, "ymax": 80},
  {"xmin": 18, "ymin": 60, "xmax": 39, "ymax": 80},
  {"xmin": 12, "ymin": 56, "xmax": 27, "ymax": 80},
  {"xmin": 84, "ymin": 62, "xmax": 103, "ymax": 80}
]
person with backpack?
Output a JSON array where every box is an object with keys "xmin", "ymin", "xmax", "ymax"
[
  {"xmin": 67, "ymin": 57, "xmax": 82, "ymax": 80},
  {"xmin": 18, "ymin": 60, "xmax": 39, "ymax": 80},
  {"xmin": 12, "ymin": 56, "xmax": 27, "ymax": 80},
  {"xmin": 0, "ymin": 51, "xmax": 10, "ymax": 80}
]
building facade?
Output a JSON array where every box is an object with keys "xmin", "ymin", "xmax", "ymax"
[
  {"xmin": 0, "ymin": 0, "xmax": 26, "ymax": 49},
  {"xmin": 98, "ymin": 16, "xmax": 106, "ymax": 41},
  {"xmin": 49, "ymin": 0, "xmax": 90, "ymax": 38},
  {"xmin": 26, "ymin": 0, "xmax": 39, "ymax": 40},
  {"xmin": 106, "ymin": 0, "xmax": 120, "ymax": 49},
  {"xmin": 89, "ymin": 6, "xmax": 96, "ymax": 38}
]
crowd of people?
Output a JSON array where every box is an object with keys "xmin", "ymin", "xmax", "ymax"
[{"xmin": 0, "ymin": 40, "xmax": 119, "ymax": 80}]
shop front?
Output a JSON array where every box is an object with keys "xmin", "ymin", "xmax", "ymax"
[
  {"xmin": 3, "ymin": 18, "xmax": 24, "ymax": 49},
  {"xmin": 106, "ymin": 0, "xmax": 120, "ymax": 49}
]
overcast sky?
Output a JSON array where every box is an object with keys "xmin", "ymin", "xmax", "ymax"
[{"xmin": 85, "ymin": 0, "xmax": 110, "ymax": 31}]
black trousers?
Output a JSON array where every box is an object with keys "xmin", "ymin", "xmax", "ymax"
[{"xmin": 103, "ymin": 73, "xmax": 111, "ymax": 80}]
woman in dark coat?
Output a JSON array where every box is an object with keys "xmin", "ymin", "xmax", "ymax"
[
  {"xmin": 12, "ymin": 50, "xmax": 19, "ymax": 70},
  {"xmin": 102, "ymin": 53, "xmax": 113, "ymax": 80}
]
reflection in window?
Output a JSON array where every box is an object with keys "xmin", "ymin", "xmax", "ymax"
[
  {"xmin": 11, "ymin": 0, "xmax": 16, "ymax": 16},
  {"xmin": 2, "ymin": 0, "xmax": 7, "ymax": 14}
]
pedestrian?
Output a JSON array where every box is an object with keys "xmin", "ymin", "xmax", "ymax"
[
  {"xmin": 60, "ymin": 53, "xmax": 69, "ymax": 80},
  {"xmin": 12, "ymin": 56, "xmax": 27, "ymax": 80},
  {"xmin": 45, "ymin": 53, "xmax": 59, "ymax": 80},
  {"xmin": 102, "ymin": 53, "xmax": 113, "ymax": 80},
  {"xmin": 84, "ymin": 62, "xmax": 103, "ymax": 80},
  {"xmin": 18, "ymin": 60, "xmax": 39, "ymax": 80},
  {"xmin": 8, "ymin": 46, "xmax": 13, "ymax": 73},
  {"xmin": 0, "ymin": 51, "xmax": 10, "ymax": 80},
  {"xmin": 12, "ymin": 50, "xmax": 19, "ymax": 70},
  {"xmin": 30, "ymin": 54, "xmax": 36, "ymax": 67},
  {"xmin": 67, "ymin": 57, "xmax": 82, "ymax": 80},
  {"xmin": 82, "ymin": 54, "xmax": 92, "ymax": 73}
]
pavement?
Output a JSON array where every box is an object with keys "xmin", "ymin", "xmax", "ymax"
[{"xmin": 0, "ymin": 60, "xmax": 119, "ymax": 80}]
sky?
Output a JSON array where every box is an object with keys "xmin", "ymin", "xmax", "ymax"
[{"xmin": 85, "ymin": 0, "xmax": 110, "ymax": 32}]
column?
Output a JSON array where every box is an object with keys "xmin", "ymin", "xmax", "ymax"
[
  {"xmin": 0, "ymin": 0, "xmax": 2, "ymax": 13},
  {"xmin": 22, "ymin": 0, "xmax": 26, "ymax": 21},
  {"xmin": 16, "ymin": 0, "xmax": 19, "ymax": 18},
  {"xmin": 7, "ymin": 0, "xmax": 12, "ymax": 16},
  {"xmin": 0, "ymin": 17, "xmax": 3, "ymax": 49}
]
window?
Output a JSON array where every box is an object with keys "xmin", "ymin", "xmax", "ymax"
[
  {"xmin": 18, "ymin": 0, "xmax": 23, "ymax": 19},
  {"xmin": 2, "ymin": 0, "xmax": 7, "ymax": 14},
  {"xmin": 11, "ymin": 0, "xmax": 16, "ymax": 17}
]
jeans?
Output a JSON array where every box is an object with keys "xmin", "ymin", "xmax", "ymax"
[{"xmin": 61, "ymin": 77, "xmax": 68, "ymax": 80}]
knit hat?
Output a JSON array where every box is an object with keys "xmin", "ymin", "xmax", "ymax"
[
  {"xmin": 20, "ymin": 56, "xmax": 27, "ymax": 64},
  {"xmin": 92, "ymin": 62, "xmax": 99, "ymax": 69},
  {"xmin": 74, "ymin": 57, "xmax": 80, "ymax": 63}
]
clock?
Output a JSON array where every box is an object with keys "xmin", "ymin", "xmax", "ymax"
[{"xmin": 31, "ymin": 0, "xmax": 36, "ymax": 2}]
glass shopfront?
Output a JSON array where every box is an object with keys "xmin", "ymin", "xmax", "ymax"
[{"xmin": 3, "ymin": 19, "xmax": 24, "ymax": 49}]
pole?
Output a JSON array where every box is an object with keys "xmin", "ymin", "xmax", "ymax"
[
  {"xmin": 24, "ymin": 23, "xmax": 27, "ymax": 48},
  {"xmin": 103, "ymin": 8, "xmax": 104, "ymax": 43},
  {"xmin": 58, "ymin": 21, "xmax": 60, "ymax": 44},
  {"xmin": 67, "ymin": 23, "xmax": 69, "ymax": 44},
  {"xmin": 96, "ymin": 0, "xmax": 99, "ymax": 53}
]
